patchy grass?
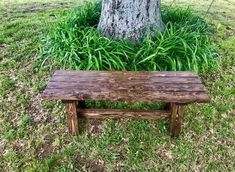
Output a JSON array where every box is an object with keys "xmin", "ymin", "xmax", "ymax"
[{"xmin": 0, "ymin": 0, "xmax": 235, "ymax": 171}]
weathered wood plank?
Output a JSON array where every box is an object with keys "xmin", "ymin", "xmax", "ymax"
[
  {"xmin": 170, "ymin": 103, "xmax": 185, "ymax": 137},
  {"xmin": 54, "ymin": 70, "xmax": 199, "ymax": 77},
  {"xmin": 77, "ymin": 108, "xmax": 170, "ymax": 119},
  {"xmin": 46, "ymin": 82, "xmax": 206, "ymax": 92},
  {"xmin": 51, "ymin": 76, "xmax": 202, "ymax": 84},
  {"xmin": 42, "ymin": 89, "xmax": 209, "ymax": 103}
]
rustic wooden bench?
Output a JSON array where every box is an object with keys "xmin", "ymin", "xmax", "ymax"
[{"xmin": 41, "ymin": 70, "xmax": 209, "ymax": 136}]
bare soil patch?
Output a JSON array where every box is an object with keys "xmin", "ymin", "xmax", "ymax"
[{"xmin": 76, "ymin": 154, "xmax": 105, "ymax": 172}]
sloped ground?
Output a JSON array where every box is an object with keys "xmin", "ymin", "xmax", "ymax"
[{"xmin": 0, "ymin": 0, "xmax": 234, "ymax": 171}]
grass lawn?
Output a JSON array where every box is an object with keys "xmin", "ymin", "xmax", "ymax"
[{"xmin": 0, "ymin": 0, "xmax": 235, "ymax": 171}]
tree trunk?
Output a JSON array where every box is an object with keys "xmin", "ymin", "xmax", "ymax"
[{"xmin": 98, "ymin": 0, "xmax": 163, "ymax": 41}]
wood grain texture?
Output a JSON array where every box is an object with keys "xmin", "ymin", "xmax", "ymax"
[
  {"xmin": 98, "ymin": 0, "xmax": 163, "ymax": 41},
  {"xmin": 170, "ymin": 103, "xmax": 185, "ymax": 137},
  {"xmin": 53, "ymin": 70, "xmax": 199, "ymax": 77},
  {"xmin": 64, "ymin": 101, "xmax": 79, "ymax": 135},
  {"xmin": 77, "ymin": 108, "xmax": 170, "ymax": 119},
  {"xmin": 41, "ymin": 70, "xmax": 209, "ymax": 103}
]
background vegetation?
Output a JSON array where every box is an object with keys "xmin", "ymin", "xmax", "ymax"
[
  {"xmin": 41, "ymin": 1, "xmax": 217, "ymax": 72},
  {"xmin": 0, "ymin": 0, "xmax": 234, "ymax": 171}
]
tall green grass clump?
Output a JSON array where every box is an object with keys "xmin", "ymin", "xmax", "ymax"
[{"xmin": 40, "ymin": 1, "xmax": 218, "ymax": 72}]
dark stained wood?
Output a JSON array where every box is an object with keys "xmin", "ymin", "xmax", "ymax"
[
  {"xmin": 170, "ymin": 103, "xmax": 185, "ymax": 137},
  {"xmin": 41, "ymin": 71, "xmax": 210, "ymax": 136},
  {"xmin": 54, "ymin": 70, "xmax": 199, "ymax": 77},
  {"xmin": 42, "ymin": 89, "xmax": 209, "ymax": 103},
  {"xmin": 41, "ymin": 70, "xmax": 209, "ymax": 103},
  {"xmin": 77, "ymin": 109, "xmax": 170, "ymax": 119},
  {"xmin": 46, "ymin": 82, "xmax": 206, "ymax": 92},
  {"xmin": 50, "ymin": 76, "xmax": 202, "ymax": 84},
  {"xmin": 64, "ymin": 101, "xmax": 79, "ymax": 135}
]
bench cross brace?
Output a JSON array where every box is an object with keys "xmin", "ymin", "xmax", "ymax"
[{"xmin": 62, "ymin": 101, "xmax": 185, "ymax": 137}]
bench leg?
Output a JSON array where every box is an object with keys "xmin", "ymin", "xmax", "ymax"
[
  {"xmin": 64, "ymin": 101, "xmax": 79, "ymax": 135},
  {"xmin": 170, "ymin": 103, "xmax": 185, "ymax": 137}
]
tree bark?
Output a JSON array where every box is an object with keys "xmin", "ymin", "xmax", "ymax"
[{"xmin": 98, "ymin": 0, "xmax": 163, "ymax": 41}]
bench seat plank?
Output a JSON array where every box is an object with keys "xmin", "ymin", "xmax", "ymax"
[
  {"xmin": 46, "ymin": 83, "xmax": 206, "ymax": 92},
  {"xmin": 41, "ymin": 70, "xmax": 209, "ymax": 103},
  {"xmin": 53, "ymin": 70, "xmax": 199, "ymax": 77}
]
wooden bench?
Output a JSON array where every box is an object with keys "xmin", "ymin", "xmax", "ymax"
[{"xmin": 41, "ymin": 70, "xmax": 209, "ymax": 136}]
